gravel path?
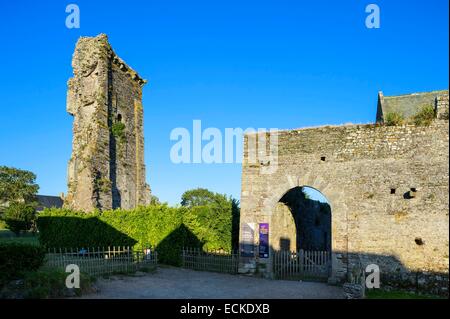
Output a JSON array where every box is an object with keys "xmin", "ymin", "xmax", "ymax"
[{"xmin": 81, "ymin": 266, "xmax": 343, "ymax": 299}]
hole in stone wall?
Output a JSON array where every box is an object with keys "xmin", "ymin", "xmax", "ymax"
[
  {"xmin": 404, "ymin": 188, "xmax": 417, "ymax": 199},
  {"xmin": 390, "ymin": 188, "xmax": 396, "ymax": 194},
  {"xmin": 117, "ymin": 114, "xmax": 122, "ymax": 122},
  {"xmin": 320, "ymin": 156, "xmax": 326, "ymax": 161},
  {"xmin": 415, "ymin": 237, "xmax": 424, "ymax": 246}
]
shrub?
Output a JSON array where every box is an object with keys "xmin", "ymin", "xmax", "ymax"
[
  {"xmin": 0, "ymin": 268, "xmax": 95, "ymax": 299},
  {"xmin": 0, "ymin": 242, "xmax": 46, "ymax": 286},
  {"xmin": 37, "ymin": 202, "xmax": 238, "ymax": 266},
  {"xmin": 412, "ymin": 104, "xmax": 435, "ymax": 126},
  {"xmin": 111, "ymin": 122, "xmax": 126, "ymax": 140},
  {"xmin": 149, "ymin": 194, "xmax": 161, "ymax": 205},
  {"xmin": 2, "ymin": 202, "xmax": 37, "ymax": 234},
  {"xmin": 385, "ymin": 112, "xmax": 404, "ymax": 126}
]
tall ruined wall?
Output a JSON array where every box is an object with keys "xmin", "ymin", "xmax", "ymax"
[
  {"xmin": 436, "ymin": 92, "xmax": 449, "ymax": 119},
  {"xmin": 240, "ymin": 113, "xmax": 449, "ymax": 292},
  {"xmin": 65, "ymin": 34, "xmax": 150, "ymax": 212}
]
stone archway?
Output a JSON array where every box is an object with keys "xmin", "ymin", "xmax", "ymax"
[
  {"xmin": 239, "ymin": 173, "xmax": 349, "ymax": 282},
  {"xmin": 261, "ymin": 176, "xmax": 345, "ymax": 252}
]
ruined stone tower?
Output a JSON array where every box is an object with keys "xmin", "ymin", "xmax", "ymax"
[{"xmin": 65, "ymin": 34, "xmax": 151, "ymax": 211}]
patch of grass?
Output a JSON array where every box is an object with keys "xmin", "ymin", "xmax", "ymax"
[
  {"xmin": 0, "ymin": 235, "xmax": 39, "ymax": 246},
  {"xmin": 0, "ymin": 229, "xmax": 15, "ymax": 238},
  {"xmin": 111, "ymin": 122, "xmax": 126, "ymax": 141},
  {"xmin": 385, "ymin": 112, "xmax": 404, "ymax": 126},
  {"xmin": 412, "ymin": 104, "xmax": 435, "ymax": 126},
  {"xmin": 96, "ymin": 178, "xmax": 112, "ymax": 192},
  {"xmin": 366, "ymin": 289, "xmax": 444, "ymax": 299}
]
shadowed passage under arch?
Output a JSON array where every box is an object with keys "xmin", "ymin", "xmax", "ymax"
[{"xmin": 272, "ymin": 186, "xmax": 331, "ymax": 252}]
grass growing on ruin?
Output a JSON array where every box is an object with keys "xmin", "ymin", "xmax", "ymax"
[
  {"xmin": 384, "ymin": 112, "xmax": 404, "ymax": 126},
  {"xmin": 366, "ymin": 289, "xmax": 444, "ymax": 299},
  {"xmin": 384, "ymin": 104, "xmax": 437, "ymax": 127},
  {"xmin": 111, "ymin": 122, "xmax": 126, "ymax": 140},
  {"xmin": 412, "ymin": 104, "xmax": 435, "ymax": 126}
]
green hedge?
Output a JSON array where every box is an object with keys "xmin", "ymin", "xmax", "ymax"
[
  {"xmin": 0, "ymin": 242, "xmax": 46, "ymax": 286},
  {"xmin": 37, "ymin": 204, "xmax": 234, "ymax": 266}
]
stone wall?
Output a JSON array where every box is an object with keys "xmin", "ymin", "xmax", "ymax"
[
  {"xmin": 436, "ymin": 93, "xmax": 449, "ymax": 120},
  {"xmin": 65, "ymin": 34, "xmax": 151, "ymax": 211},
  {"xmin": 239, "ymin": 105, "xmax": 449, "ymax": 294}
]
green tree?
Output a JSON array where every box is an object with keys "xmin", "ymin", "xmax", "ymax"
[
  {"xmin": 149, "ymin": 194, "xmax": 161, "ymax": 205},
  {"xmin": 0, "ymin": 166, "xmax": 39, "ymax": 233},
  {"xmin": 181, "ymin": 188, "xmax": 228, "ymax": 208},
  {"xmin": 0, "ymin": 166, "xmax": 39, "ymax": 205},
  {"xmin": 181, "ymin": 188, "xmax": 240, "ymax": 250},
  {"xmin": 3, "ymin": 202, "xmax": 37, "ymax": 235}
]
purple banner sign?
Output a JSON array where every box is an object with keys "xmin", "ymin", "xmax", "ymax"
[
  {"xmin": 240, "ymin": 223, "xmax": 255, "ymax": 257},
  {"xmin": 259, "ymin": 223, "xmax": 269, "ymax": 258}
]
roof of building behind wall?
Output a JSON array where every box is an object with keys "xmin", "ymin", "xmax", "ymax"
[
  {"xmin": 36, "ymin": 195, "xmax": 63, "ymax": 211},
  {"xmin": 380, "ymin": 89, "xmax": 448, "ymax": 119}
]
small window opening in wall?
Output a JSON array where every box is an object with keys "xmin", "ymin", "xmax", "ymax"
[
  {"xmin": 404, "ymin": 188, "xmax": 417, "ymax": 199},
  {"xmin": 117, "ymin": 114, "xmax": 122, "ymax": 122},
  {"xmin": 320, "ymin": 156, "xmax": 326, "ymax": 162},
  {"xmin": 390, "ymin": 188, "xmax": 396, "ymax": 194},
  {"xmin": 415, "ymin": 237, "xmax": 424, "ymax": 246}
]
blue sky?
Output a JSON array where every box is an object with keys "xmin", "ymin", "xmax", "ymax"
[{"xmin": 0, "ymin": 0, "xmax": 448, "ymax": 205}]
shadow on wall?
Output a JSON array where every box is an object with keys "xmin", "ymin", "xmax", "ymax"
[
  {"xmin": 346, "ymin": 251, "xmax": 449, "ymax": 296},
  {"xmin": 258, "ymin": 242, "xmax": 449, "ymax": 296},
  {"xmin": 279, "ymin": 238, "xmax": 292, "ymax": 251}
]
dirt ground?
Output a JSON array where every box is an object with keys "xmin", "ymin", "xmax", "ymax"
[{"xmin": 81, "ymin": 266, "xmax": 344, "ymax": 299}]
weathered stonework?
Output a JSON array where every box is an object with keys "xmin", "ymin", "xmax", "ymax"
[
  {"xmin": 239, "ymin": 91, "xmax": 449, "ymax": 295},
  {"xmin": 65, "ymin": 34, "xmax": 151, "ymax": 211},
  {"xmin": 436, "ymin": 92, "xmax": 449, "ymax": 120}
]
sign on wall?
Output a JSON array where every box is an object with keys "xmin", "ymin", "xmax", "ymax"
[
  {"xmin": 240, "ymin": 223, "xmax": 255, "ymax": 257},
  {"xmin": 259, "ymin": 223, "xmax": 269, "ymax": 258}
]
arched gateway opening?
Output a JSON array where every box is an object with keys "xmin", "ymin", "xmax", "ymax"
[{"xmin": 271, "ymin": 186, "xmax": 332, "ymax": 281}]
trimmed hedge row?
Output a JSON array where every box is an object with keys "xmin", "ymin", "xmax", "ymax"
[
  {"xmin": 0, "ymin": 242, "xmax": 46, "ymax": 286},
  {"xmin": 37, "ymin": 204, "xmax": 234, "ymax": 266}
]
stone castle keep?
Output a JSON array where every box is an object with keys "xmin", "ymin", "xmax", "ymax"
[
  {"xmin": 65, "ymin": 34, "xmax": 151, "ymax": 211},
  {"xmin": 239, "ymin": 90, "xmax": 449, "ymax": 291}
]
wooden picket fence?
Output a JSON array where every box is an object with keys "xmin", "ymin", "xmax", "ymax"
[
  {"xmin": 273, "ymin": 249, "xmax": 331, "ymax": 282},
  {"xmin": 45, "ymin": 246, "xmax": 157, "ymax": 277},
  {"xmin": 181, "ymin": 247, "xmax": 239, "ymax": 274}
]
